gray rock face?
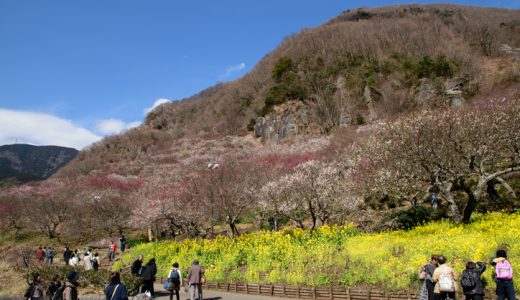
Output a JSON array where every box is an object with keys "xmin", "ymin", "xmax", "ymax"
[
  {"xmin": 416, "ymin": 78, "xmax": 436, "ymax": 107},
  {"xmin": 363, "ymin": 86, "xmax": 383, "ymax": 121},
  {"xmin": 444, "ymin": 78, "xmax": 464, "ymax": 107},
  {"xmin": 254, "ymin": 102, "xmax": 310, "ymax": 144}
]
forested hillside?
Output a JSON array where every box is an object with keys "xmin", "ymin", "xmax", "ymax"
[{"xmin": 1, "ymin": 4, "xmax": 520, "ymax": 243}]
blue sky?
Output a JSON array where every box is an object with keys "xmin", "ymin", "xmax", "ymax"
[{"xmin": 0, "ymin": 0, "xmax": 518, "ymax": 149}]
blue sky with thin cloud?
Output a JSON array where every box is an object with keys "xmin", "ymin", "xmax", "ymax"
[{"xmin": 0, "ymin": 0, "xmax": 517, "ymax": 149}]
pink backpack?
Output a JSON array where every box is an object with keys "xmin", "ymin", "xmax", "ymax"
[{"xmin": 495, "ymin": 260, "xmax": 513, "ymax": 280}]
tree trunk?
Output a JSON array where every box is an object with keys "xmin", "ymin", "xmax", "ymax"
[
  {"xmin": 461, "ymin": 182, "xmax": 477, "ymax": 224},
  {"xmin": 147, "ymin": 227, "xmax": 153, "ymax": 242},
  {"xmin": 228, "ymin": 216, "xmax": 239, "ymax": 237},
  {"xmin": 437, "ymin": 183, "xmax": 462, "ymax": 223}
]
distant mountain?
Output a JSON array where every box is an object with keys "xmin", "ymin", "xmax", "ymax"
[{"xmin": 0, "ymin": 144, "xmax": 78, "ymax": 183}]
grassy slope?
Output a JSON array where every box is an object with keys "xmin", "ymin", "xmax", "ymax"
[{"xmin": 116, "ymin": 213, "xmax": 520, "ymax": 291}]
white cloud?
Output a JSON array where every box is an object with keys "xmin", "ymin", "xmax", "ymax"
[
  {"xmin": 95, "ymin": 119, "xmax": 141, "ymax": 135},
  {"xmin": 144, "ymin": 98, "xmax": 172, "ymax": 115},
  {"xmin": 0, "ymin": 108, "xmax": 101, "ymax": 150},
  {"xmin": 221, "ymin": 63, "xmax": 246, "ymax": 79}
]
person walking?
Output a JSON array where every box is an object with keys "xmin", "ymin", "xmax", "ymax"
[
  {"xmin": 167, "ymin": 262, "xmax": 182, "ymax": 300},
  {"xmin": 432, "ymin": 255, "xmax": 458, "ymax": 300},
  {"xmin": 105, "ymin": 271, "xmax": 129, "ymax": 300},
  {"xmin": 187, "ymin": 259, "xmax": 205, "ymax": 300},
  {"xmin": 63, "ymin": 247, "xmax": 72, "ymax": 266},
  {"xmin": 140, "ymin": 258, "xmax": 157, "ymax": 297},
  {"xmin": 120, "ymin": 235, "xmax": 126, "ymax": 253},
  {"xmin": 490, "ymin": 249, "xmax": 516, "ymax": 300},
  {"xmin": 63, "ymin": 271, "xmax": 80, "ymax": 300},
  {"xmin": 461, "ymin": 261, "xmax": 486, "ymax": 300}
]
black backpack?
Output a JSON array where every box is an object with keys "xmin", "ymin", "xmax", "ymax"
[{"xmin": 460, "ymin": 269, "xmax": 476, "ymax": 289}]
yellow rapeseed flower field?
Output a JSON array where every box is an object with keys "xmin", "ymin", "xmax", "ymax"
[{"xmin": 115, "ymin": 213, "xmax": 519, "ymax": 291}]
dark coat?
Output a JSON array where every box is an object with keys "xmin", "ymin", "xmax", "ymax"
[
  {"xmin": 131, "ymin": 259, "xmax": 142, "ymax": 275},
  {"xmin": 140, "ymin": 262, "xmax": 157, "ymax": 281},
  {"xmin": 463, "ymin": 262, "xmax": 486, "ymax": 295}
]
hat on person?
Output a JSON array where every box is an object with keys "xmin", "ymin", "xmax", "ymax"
[{"xmin": 67, "ymin": 270, "xmax": 79, "ymax": 282}]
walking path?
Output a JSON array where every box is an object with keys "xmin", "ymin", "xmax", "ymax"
[{"xmin": 150, "ymin": 283, "xmax": 292, "ymax": 300}]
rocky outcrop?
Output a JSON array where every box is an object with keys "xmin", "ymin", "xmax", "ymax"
[
  {"xmin": 254, "ymin": 101, "xmax": 313, "ymax": 144},
  {"xmin": 363, "ymin": 86, "xmax": 384, "ymax": 121},
  {"xmin": 415, "ymin": 78, "xmax": 436, "ymax": 107},
  {"xmin": 444, "ymin": 78, "xmax": 464, "ymax": 107}
]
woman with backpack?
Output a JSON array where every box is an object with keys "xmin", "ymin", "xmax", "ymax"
[
  {"xmin": 490, "ymin": 249, "xmax": 516, "ymax": 300},
  {"xmin": 166, "ymin": 262, "xmax": 182, "ymax": 300},
  {"xmin": 432, "ymin": 255, "xmax": 459, "ymax": 300},
  {"xmin": 461, "ymin": 261, "xmax": 486, "ymax": 300}
]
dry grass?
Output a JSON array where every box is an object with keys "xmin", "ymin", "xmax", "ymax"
[{"xmin": 0, "ymin": 260, "xmax": 25, "ymax": 296}]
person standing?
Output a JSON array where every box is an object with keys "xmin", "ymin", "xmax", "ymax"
[
  {"xmin": 187, "ymin": 259, "xmax": 205, "ymax": 300},
  {"xmin": 46, "ymin": 274, "xmax": 62, "ymax": 300},
  {"xmin": 48, "ymin": 247, "xmax": 55, "ymax": 264},
  {"xmin": 63, "ymin": 271, "xmax": 80, "ymax": 300},
  {"xmin": 43, "ymin": 247, "xmax": 50, "ymax": 264},
  {"xmin": 420, "ymin": 255, "xmax": 439, "ymax": 300},
  {"xmin": 92, "ymin": 253, "xmax": 100, "ymax": 271},
  {"xmin": 108, "ymin": 241, "xmax": 117, "ymax": 261},
  {"xmin": 140, "ymin": 258, "xmax": 157, "ymax": 297},
  {"xmin": 461, "ymin": 261, "xmax": 486, "ymax": 300},
  {"xmin": 83, "ymin": 252, "xmax": 93, "ymax": 271},
  {"xmin": 490, "ymin": 249, "xmax": 515, "ymax": 300},
  {"xmin": 131, "ymin": 255, "xmax": 143, "ymax": 276},
  {"xmin": 63, "ymin": 247, "xmax": 72, "ymax": 266},
  {"xmin": 167, "ymin": 262, "xmax": 182, "ymax": 300},
  {"xmin": 432, "ymin": 255, "xmax": 458, "ymax": 300},
  {"xmin": 120, "ymin": 235, "xmax": 126, "ymax": 253},
  {"xmin": 35, "ymin": 246, "xmax": 44, "ymax": 265},
  {"xmin": 105, "ymin": 271, "xmax": 129, "ymax": 300},
  {"xmin": 29, "ymin": 273, "xmax": 44, "ymax": 300}
]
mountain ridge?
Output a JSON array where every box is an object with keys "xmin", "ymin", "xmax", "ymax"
[{"xmin": 0, "ymin": 144, "xmax": 78, "ymax": 183}]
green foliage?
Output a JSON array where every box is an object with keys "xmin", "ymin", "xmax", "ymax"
[
  {"xmin": 261, "ymin": 56, "xmax": 308, "ymax": 115},
  {"xmin": 246, "ymin": 118, "xmax": 256, "ymax": 131},
  {"xmin": 272, "ymin": 56, "xmax": 295, "ymax": 82},
  {"xmin": 401, "ymin": 55, "xmax": 458, "ymax": 86},
  {"xmin": 391, "ymin": 206, "xmax": 442, "ymax": 230}
]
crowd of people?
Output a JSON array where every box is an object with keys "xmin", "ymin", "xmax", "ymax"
[
  {"xmin": 35, "ymin": 246, "xmax": 56, "ymax": 265},
  {"xmin": 419, "ymin": 250, "xmax": 516, "ymax": 300},
  {"xmin": 130, "ymin": 255, "xmax": 205, "ymax": 300}
]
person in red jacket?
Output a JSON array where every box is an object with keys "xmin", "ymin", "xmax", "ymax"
[
  {"xmin": 108, "ymin": 240, "xmax": 117, "ymax": 261},
  {"xmin": 35, "ymin": 246, "xmax": 44, "ymax": 264}
]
